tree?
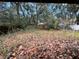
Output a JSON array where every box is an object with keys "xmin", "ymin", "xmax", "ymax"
[{"xmin": 67, "ymin": 4, "xmax": 79, "ymax": 24}]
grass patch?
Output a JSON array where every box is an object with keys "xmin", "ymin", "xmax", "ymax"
[
  {"xmin": 73, "ymin": 31, "xmax": 79, "ymax": 38},
  {"xmin": 0, "ymin": 39, "xmax": 8, "ymax": 58}
]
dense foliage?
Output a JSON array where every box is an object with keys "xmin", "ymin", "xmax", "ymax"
[{"xmin": 0, "ymin": 2, "xmax": 79, "ymax": 33}]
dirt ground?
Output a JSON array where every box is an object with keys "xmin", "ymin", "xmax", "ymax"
[
  {"xmin": 0, "ymin": 30, "xmax": 79, "ymax": 59},
  {"xmin": 2, "ymin": 30, "xmax": 77, "ymax": 48}
]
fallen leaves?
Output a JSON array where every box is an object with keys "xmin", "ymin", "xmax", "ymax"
[
  {"xmin": 0, "ymin": 30, "xmax": 79, "ymax": 59},
  {"xmin": 6, "ymin": 39, "xmax": 79, "ymax": 59},
  {"xmin": 0, "ymin": 54, "xmax": 4, "ymax": 59}
]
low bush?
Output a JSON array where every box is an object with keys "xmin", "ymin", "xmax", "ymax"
[{"xmin": 47, "ymin": 19, "xmax": 59, "ymax": 30}]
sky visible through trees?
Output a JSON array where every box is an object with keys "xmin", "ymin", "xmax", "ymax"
[{"xmin": 1, "ymin": 2, "xmax": 79, "ymax": 19}]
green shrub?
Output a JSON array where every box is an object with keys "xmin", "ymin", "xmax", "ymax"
[{"xmin": 47, "ymin": 19, "xmax": 59, "ymax": 30}]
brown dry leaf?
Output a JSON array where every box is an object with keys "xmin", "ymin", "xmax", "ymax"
[{"xmin": 0, "ymin": 55, "xmax": 4, "ymax": 59}]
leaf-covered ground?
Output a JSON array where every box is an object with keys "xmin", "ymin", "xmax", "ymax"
[{"xmin": 0, "ymin": 29, "xmax": 79, "ymax": 59}]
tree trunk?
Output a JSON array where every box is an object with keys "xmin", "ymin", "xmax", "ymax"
[
  {"xmin": 36, "ymin": 4, "xmax": 38, "ymax": 26},
  {"xmin": 76, "ymin": 16, "xmax": 79, "ymax": 25}
]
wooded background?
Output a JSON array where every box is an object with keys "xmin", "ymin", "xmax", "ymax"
[{"xmin": 0, "ymin": 2, "xmax": 79, "ymax": 33}]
